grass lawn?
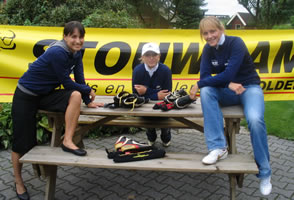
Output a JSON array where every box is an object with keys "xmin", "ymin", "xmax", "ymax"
[
  {"xmin": 264, "ymin": 101, "xmax": 294, "ymax": 140},
  {"xmin": 241, "ymin": 101, "xmax": 294, "ymax": 140}
]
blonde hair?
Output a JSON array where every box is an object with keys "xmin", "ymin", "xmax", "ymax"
[{"xmin": 199, "ymin": 16, "xmax": 225, "ymax": 39}]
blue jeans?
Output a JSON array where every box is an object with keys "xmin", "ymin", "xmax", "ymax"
[{"xmin": 200, "ymin": 85, "xmax": 271, "ymax": 178}]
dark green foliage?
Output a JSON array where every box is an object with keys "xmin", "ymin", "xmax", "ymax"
[
  {"xmin": 238, "ymin": 0, "xmax": 294, "ymax": 29},
  {"xmin": 0, "ymin": 103, "xmax": 50, "ymax": 149},
  {"xmin": 0, "ymin": 103, "xmax": 13, "ymax": 149},
  {"xmin": 1, "ymin": 0, "xmax": 142, "ymax": 27},
  {"xmin": 175, "ymin": 0, "xmax": 205, "ymax": 29},
  {"xmin": 291, "ymin": 15, "xmax": 294, "ymax": 27},
  {"xmin": 82, "ymin": 0, "xmax": 142, "ymax": 28},
  {"xmin": 87, "ymin": 126, "xmax": 142, "ymax": 139}
]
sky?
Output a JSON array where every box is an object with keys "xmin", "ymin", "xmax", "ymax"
[{"xmin": 202, "ymin": 0, "xmax": 248, "ymax": 17}]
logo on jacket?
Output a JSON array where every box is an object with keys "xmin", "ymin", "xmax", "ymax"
[
  {"xmin": 156, "ymin": 85, "xmax": 162, "ymax": 90},
  {"xmin": 211, "ymin": 59, "xmax": 218, "ymax": 67}
]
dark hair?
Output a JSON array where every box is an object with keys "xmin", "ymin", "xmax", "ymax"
[{"xmin": 63, "ymin": 21, "xmax": 85, "ymax": 37}]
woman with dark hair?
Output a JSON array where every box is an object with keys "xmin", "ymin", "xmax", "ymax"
[
  {"xmin": 11, "ymin": 21, "xmax": 103, "ymax": 200},
  {"xmin": 189, "ymin": 16, "xmax": 272, "ymax": 196}
]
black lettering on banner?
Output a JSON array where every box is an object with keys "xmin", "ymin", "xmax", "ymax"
[
  {"xmin": 86, "ymin": 83, "xmax": 98, "ymax": 93},
  {"xmin": 116, "ymin": 85, "xmax": 125, "ymax": 93},
  {"xmin": 250, "ymin": 41, "xmax": 269, "ymax": 73},
  {"xmin": 260, "ymin": 81, "xmax": 266, "ymax": 90},
  {"xmin": 132, "ymin": 43, "xmax": 170, "ymax": 69},
  {"xmin": 33, "ymin": 39, "xmax": 56, "ymax": 58},
  {"xmin": 266, "ymin": 81, "xmax": 274, "ymax": 90},
  {"xmin": 274, "ymin": 81, "xmax": 284, "ymax": 90},
  {"xmin": 171, "ymin": 43, "xmax": 200, "ymax": 74},
  {"xmin": 95, "ymin": 42, "xmax": 131, "ymax": 75},
  {"xmin": 81, "ymin": 41, "xmax": 99, "ymax": 57},
  {"xmin": 260, "ymin": 80, "xmax": 294, "ymax": 91},
  {"xmin": 272, "ymin": 41, "xmax": 294, "ymax": 73},
  {"xmin": 105, "ymin": 85, "xmax": 114, "ymax": 94},
  {"xmin": 284, "ymin": 80, "xmax": 294, "ymax": 90},
  {"xmin": 132, "ymin": 42, "xmax": 145, "ymax": 69},
  {"xmin": 33, "ymin": 40, "xmax": 98, "ymax": 58},
  {"xmin": 174, "ymin": 82, "xmax": 195, "ymax": 91}
]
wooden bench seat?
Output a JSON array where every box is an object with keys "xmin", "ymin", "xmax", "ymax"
[{"xmin": 20, "ymin": 145, "xmax": 258, "ymax": 181}]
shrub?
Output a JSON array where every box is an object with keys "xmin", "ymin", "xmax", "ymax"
[{"xmin": 0, "ymin": 103, "xmax": 51, "ymax": 150}]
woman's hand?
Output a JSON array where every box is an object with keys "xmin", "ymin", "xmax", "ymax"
[
  {"xmin": 189, "ymin": 84, "xmax": 198, "ymax": 100},
  {"xmin": 87, "ymin": 101, "xmax": 104, "ymax": 108},
  {"xmin": 89, "ymin": 89, "xmax": 96, "ymax": 102},
  {"xmin": 229, "ymin": 82, "xmax": 246, "ymax": 95}
]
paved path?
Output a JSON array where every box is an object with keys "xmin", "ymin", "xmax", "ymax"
[{"xmin": 1, "ymin": 128, "xmax": 293, "ymax": 200}]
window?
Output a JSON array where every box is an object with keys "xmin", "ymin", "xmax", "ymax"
[{"xmin": 235, "ymin": 24, "xmax": 241, "ymax": 29}]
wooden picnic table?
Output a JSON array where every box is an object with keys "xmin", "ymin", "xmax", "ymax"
[{"xmin": 20, "ymin": 95, "xmax": 258, "ymax": 200}]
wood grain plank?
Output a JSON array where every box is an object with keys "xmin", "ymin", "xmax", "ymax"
[{"xmin": 20, "ymin": 146, "xmax": 258, "ymax": 174}]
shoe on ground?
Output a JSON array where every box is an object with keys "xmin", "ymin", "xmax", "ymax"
[
  {"xmin": 162, "ymin": 141, "xmax": 171, "ymax": 147},
  {"xmin": 15, "ymin": 183, "xmax": 30, "ymax": 200},
  {"xmin": 148, "ymin": 140, "xmax": 155, "ymax": 146},
  {"xmin": 160, "ymin": 128, "xmax": 171, "ymax": 147},
  {"xmin": 202, "ymin": 148, "xmax": 228, "ymax": 165},
  {"xmin": 260, "ymin": 176, "xmax": 272, "ymax": 196},
  {"xmin": 146, "ymin": 128, "xmax": 157, "ymax": 146},
  {"xmin": 114, "ymin": 136, "xmax": 128, "ymax": 151}
]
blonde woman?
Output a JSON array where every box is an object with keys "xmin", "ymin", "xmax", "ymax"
[{"xmin": 190, "ymin": 16, "xmax": 272, "ymax": 196}]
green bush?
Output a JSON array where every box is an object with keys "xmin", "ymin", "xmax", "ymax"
[
  {"xmin": 82, "ymin": 9, "xmax": 142, "ymax": 28},
  {"xmin": 0, "ymin": 103, "xmax": 51, "ymax": 150}
]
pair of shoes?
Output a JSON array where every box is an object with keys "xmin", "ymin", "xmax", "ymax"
[
  {"xmin": 161, "ymin": 128, "xmax": 171, "ymax": 147},
  {"xmin": 114, "ymin": 136, "xmax": 128, "ymax": 151},
  {"xmin": 114, "ymin": 135, "xmax": 152, "ymax": 153},
  {"xmin": 260, "ymin": 176, "xmax": 272, "ymax": 195},
  {"xmin": 202, "ymin": 148, "xmax": 228, "ymax": 165},
  {"xmin": 61, "ymin": 144, "xmax": 87, "ymax": 156},
  {"xmin": 15, "ymin": 184, "xmax": 30, "ymax": 200}
]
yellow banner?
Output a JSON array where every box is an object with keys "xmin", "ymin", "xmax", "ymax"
[{"xmin": 0, "ymin": 25, "xmax": 294, "ymax": 102}]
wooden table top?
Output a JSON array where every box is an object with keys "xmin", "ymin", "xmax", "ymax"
[{"xmin": 79, "ymin": 96, "xmax": 244, "ymax": 118}]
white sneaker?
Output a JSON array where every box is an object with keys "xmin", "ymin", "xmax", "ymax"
[
  {"xmin": 202, "ymin": 149, "xmax": 228, "ymax": 165},
  {"xmin": 147, "ymin": 140, "xmax": 155, "ymax": 146},
  {"xmin": 260, "ymin": 176, "xmax": 272, "ymax": 196},
  {"xmin": 162, "ymin": 141, "xmax": 171, "ymax": 147}
]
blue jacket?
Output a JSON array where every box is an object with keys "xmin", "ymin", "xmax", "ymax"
[
  {"xmin": 18, "ymin": 40, "xmax": 91, "ymax": 105},
  {"xmin": 197, "ymin": 35, "xmax": 260, "ymax": 88},
  {"xmin": 132, "ymin": 63, "xmax": 172, "ymax": 100}
]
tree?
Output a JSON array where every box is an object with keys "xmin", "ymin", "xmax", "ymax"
[
  {"xmin": 238, "ymin": 0, "xmax": 294, "ymax": 28},
  {"xmin": 127, "ymin": 0, "xmax": 206, "ymax": 28},
  {"xmin": 175, "ymin": 0, "xmax": 206, "ymax": 29},
  {"xmin": 1, "ymin": 0, "xmax": 142, "ymax": 27}
]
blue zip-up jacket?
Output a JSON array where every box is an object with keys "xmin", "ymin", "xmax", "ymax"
[
  {"xmin": 18, "ymin": 40, "xmax": 91, "ymax": 105},
  {"xmin": 132, "ymin": 63, "xmax": 172, "ymax": 100},
  {"xmin": 197, "ymin": 35, "xmax": 260, "ymax": 88}
]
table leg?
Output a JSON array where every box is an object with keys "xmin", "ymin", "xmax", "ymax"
[
  {"xmin": 229, "ymin": 174, "xmax": 237, "ymax": 200},
  {"xmin": 45, "ymin": 114, "xmax": 64, "ymax": 199},
  {"xmin": 44, "ymin": 165, "xmax": 57, "ymax": 200},
  {"xmin": 224, "ymin": 118, "xmax": 240, "ymax": 154},
  {"xmin": 49, "ymin": 114, "xmax": 65, "ymax": 147}
]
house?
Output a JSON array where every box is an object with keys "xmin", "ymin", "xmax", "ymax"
[
  {"xmin": 226, "ymin": 12, "xmax": 255, "ymax": 29},
  {"xmin": 205, "ymin": 14, "xmax": 231, "ymax": 26}
]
